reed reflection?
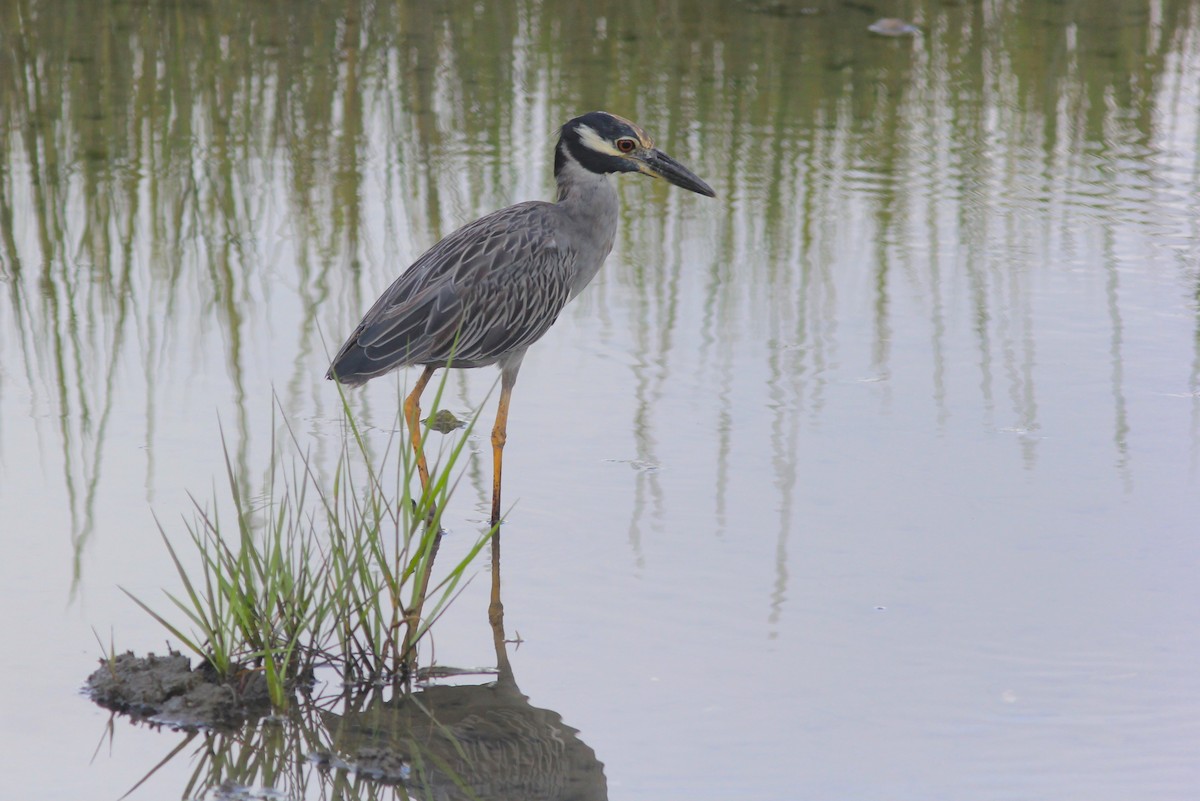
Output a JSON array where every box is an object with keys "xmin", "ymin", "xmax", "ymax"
[{"xmin": 1, "ymin": 0, "xmax": 1198, "ymax": 588}]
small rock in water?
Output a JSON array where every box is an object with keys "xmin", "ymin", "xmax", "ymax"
[
  {"xmin": 425, "ymin": 409, "xmax": 465, "ymax": 433},
  {"xmin": 868, "ymin": 18, "xmax": 920, "ymax": 36}
]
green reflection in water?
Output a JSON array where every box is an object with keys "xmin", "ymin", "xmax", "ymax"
[{"xmin": 2, "ymin": 0, "xmax": 1199, "ymax": 583}]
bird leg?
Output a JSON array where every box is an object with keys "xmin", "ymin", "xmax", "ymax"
[
  {"xmin": 490, "ymin": 377, "xmax": 515, "ymax": 526},
  {"xmin": 400, "ymin": 365, "xmax": 441, "ymax": 679},
  {"xmin": 403, "ymin": 366, "xmax": 437, "ymax": 503},
  {"xmin": 400, "ymin": 525, "xmax": 443, "ymax": 679}
]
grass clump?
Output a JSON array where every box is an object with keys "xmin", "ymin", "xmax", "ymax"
[{"xmin": 122, "ymin": 392, "xmax": 492, "ymax": 710}]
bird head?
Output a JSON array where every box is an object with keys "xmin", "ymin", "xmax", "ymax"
[{"xmin": 555, "ymin": 111, "xmax": 715, "ymax": 197}]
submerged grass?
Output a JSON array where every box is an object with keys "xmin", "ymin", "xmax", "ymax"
[{"xmin": 122, "ymin": 387, "xmax": 493, "ymax": 709}]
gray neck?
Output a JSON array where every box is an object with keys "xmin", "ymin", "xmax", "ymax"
[
  {"xmin": 554, "ymin": 148, "xmax": 620, "ymax": 296},
  {"xmin": 555, "ymin": 148, "xmax": 619, "ymax": 209}
]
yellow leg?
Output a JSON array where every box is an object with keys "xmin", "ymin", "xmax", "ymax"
[
  {"xmin": 403, "ymin": 366, "xmax": 437, "ymax": 494},
  {"xmin": 490, "ymin": 380, "xmax": 514, "ymax": 526},
  {"xmin": 400, "ymin": 366, "xmax": 441, "ymax": 677}
]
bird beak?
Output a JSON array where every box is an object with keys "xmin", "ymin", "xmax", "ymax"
[{"xmin": 635, "ymin": 148, "xmax": 716, "ymax": 197}]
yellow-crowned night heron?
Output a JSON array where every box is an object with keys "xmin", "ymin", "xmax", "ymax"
[{"xmin": 327, "ymin": 111, "xmax": 714, "ymax": 525}]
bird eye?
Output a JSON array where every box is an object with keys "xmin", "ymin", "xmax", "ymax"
[{"xmin": 616, "ymin": 138, "xmax": 637, "ymax": 153}]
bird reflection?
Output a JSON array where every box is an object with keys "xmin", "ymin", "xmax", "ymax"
[{"xmin": 320, "ymin": 533, "xmax": 608, "ymax": 800}]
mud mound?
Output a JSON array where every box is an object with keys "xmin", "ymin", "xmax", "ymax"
[{"xmin": 86, "ymin": 651, "xmax": 271, "ymax": 729}]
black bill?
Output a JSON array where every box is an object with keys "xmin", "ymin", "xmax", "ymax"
[{"xmin": 639, "ymin": 149, "xmax": 716, "ymax": 197}]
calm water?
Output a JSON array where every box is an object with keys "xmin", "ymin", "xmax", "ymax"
[{"xmin": 2, "ymin": 0, "xmax": 1199, "ymax": 798}]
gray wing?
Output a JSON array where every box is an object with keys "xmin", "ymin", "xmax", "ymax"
[{"xmin": 328, "ymin": 201, "xmax": 577, "ymax": 385}]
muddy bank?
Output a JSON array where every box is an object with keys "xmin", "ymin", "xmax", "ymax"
[{"xmin": 85, "ymin": 651, "xmax": 272, "ymax": 729}]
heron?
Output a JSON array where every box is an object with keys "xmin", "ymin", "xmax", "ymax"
[{"xmin": 327, "ymin": 111, "xmax": 714, "ymax": 526}]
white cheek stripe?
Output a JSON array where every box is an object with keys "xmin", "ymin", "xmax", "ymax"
[{"xmin": 577, "ymin": 124, "xmax": 625, "ymax": 158}]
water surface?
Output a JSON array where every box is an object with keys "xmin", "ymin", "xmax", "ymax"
[{"xmin": 1, "ymin": 1, "xmax": 1198, "ymax": 798}]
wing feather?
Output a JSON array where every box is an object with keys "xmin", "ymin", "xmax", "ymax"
[{"xmin": 328, "ymin": 201, "xmax": 577, "ymax": 385}]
